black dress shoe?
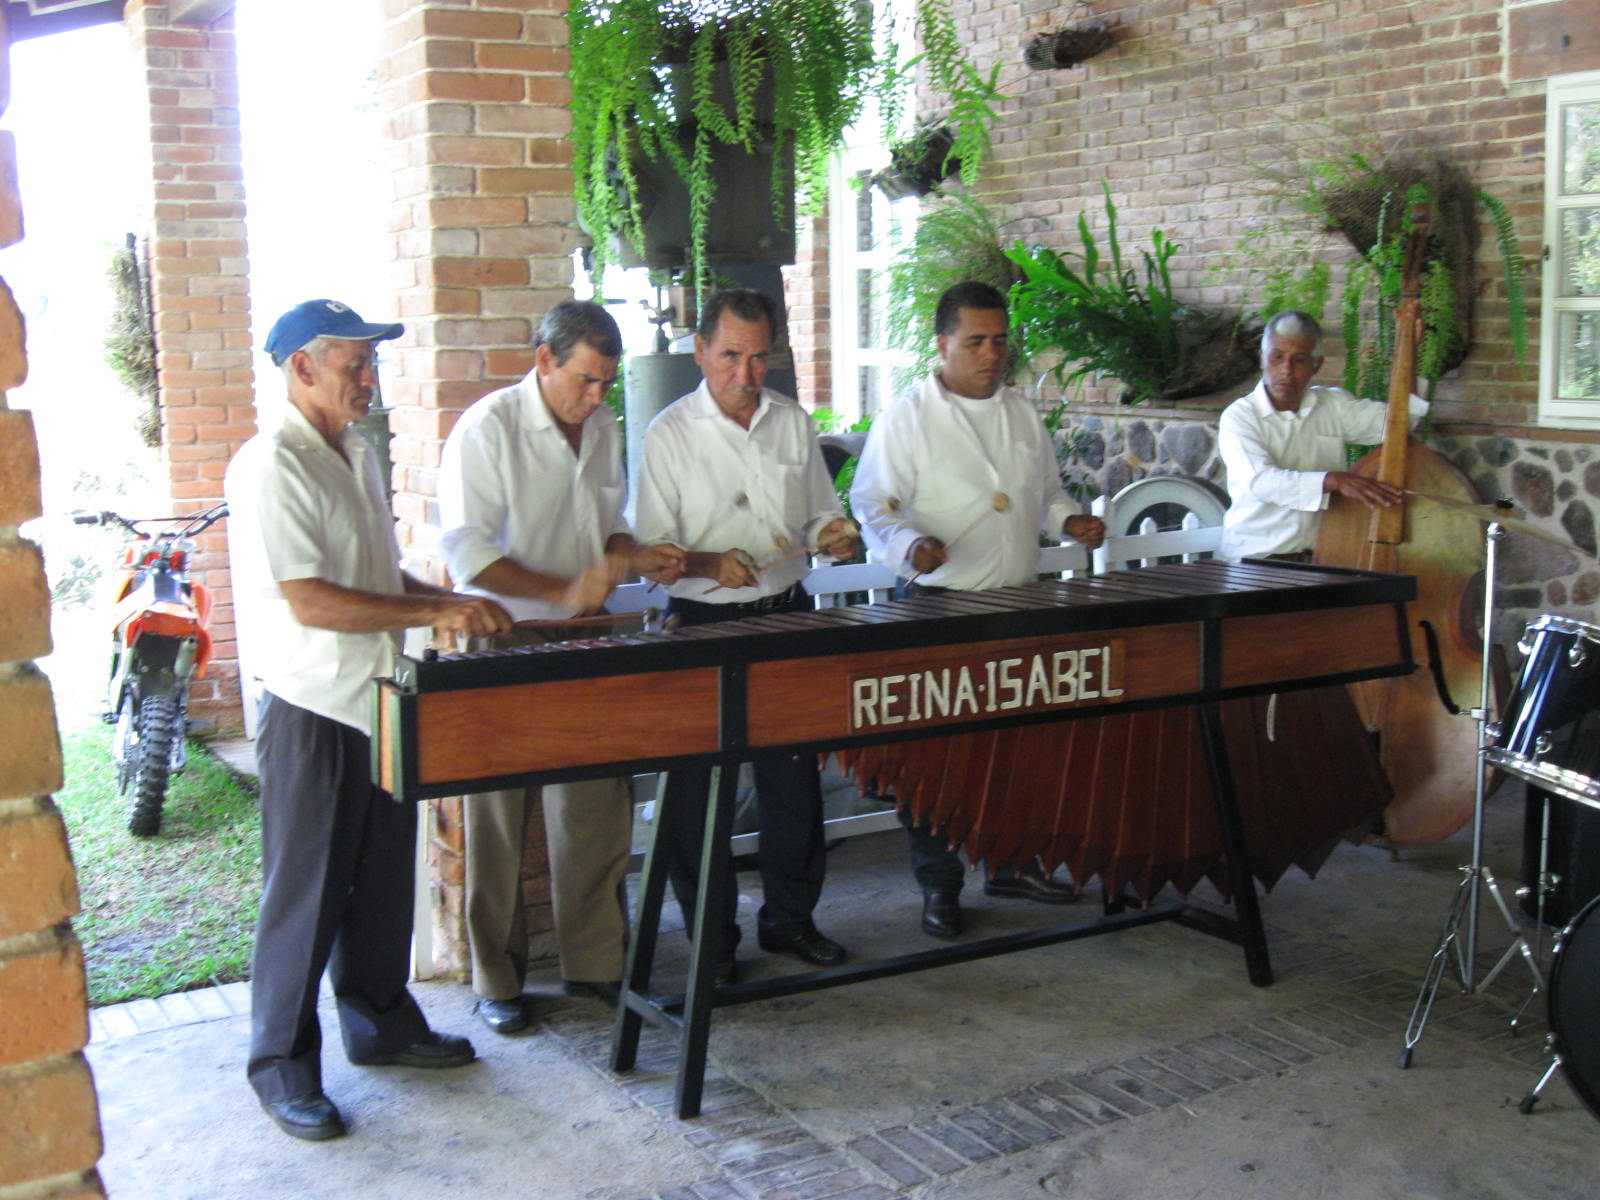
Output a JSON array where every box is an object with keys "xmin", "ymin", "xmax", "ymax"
[
  {"xmin": 921, "ymin": 888, "xmax": 963, "ymax": 938},
  {"xmin": 983, "ymin": 866, "xmax": 1081, "ymax": 905},
  {"xmin": 757, "ymin": 922, "xmax": 846, "ymax": 965},
  {"xmin": 562, "ymin": 979, "xmax": 622, "ymax": 1006},
  {"xmin": 351, "ymin": 1031, "xmax": 476, "ymax": 1069},
  {"xmin": 475, "ymin": 996, "xmax": 528, "ymax": 1034},
  {"xmin": 261, "ymin": 1091, "xmax": 345, "ymax": 1141}
]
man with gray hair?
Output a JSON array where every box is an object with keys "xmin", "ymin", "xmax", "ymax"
[
  {"xmin": 227, "ymin": 299, "xmax": 514, "ymax": 1141},
  {"xmin": 439, "ymin": 300, "xmax": 686, "ymax": 1034},
  {"xmin": 1218, "ymin": 310, "xmax": 1421, "ymax": 561}
]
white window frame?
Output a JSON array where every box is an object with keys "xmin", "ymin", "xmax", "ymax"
[{"xmin": 1540, "ymin": 70, "xmax": 1600, "ymax": 428}]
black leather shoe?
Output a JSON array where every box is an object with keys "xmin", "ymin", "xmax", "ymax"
[
  {"xmin": 562, "ymin": 979, "xmax": 622, "ymax": 1006},
  {"xmin": 757, "ymin": 922, "xmax": 846, "ymax": 966},
  {"xmin": 921, "ymin": 888, "xmax": 964, "ymax": 938},
  {"xmin": 351, "ymin": 1031, "xmax": 476, "ymax": 1069},
  {"xmin": 983, "ymin": 867, "xmax": 1081, "ymax": 905},
  {"xmin": 475, "ymin": 996, "xmax": 528, "ymax": 1034},
  {"xmin": 261, "ymin": 1091, "xmax": 345, "ymax": 1141}
]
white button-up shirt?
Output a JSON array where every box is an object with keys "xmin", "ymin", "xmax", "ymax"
[
  {"xmin": 437, "ymin": 369, "xmax": 629, "ymax": 621},
  {"xmin": 850, "ymin": 374, "xmax": 1082, "ymax": 590},
  {"xmin": 631, "ymin": 383, "xmax": 844, "ymax": 603},
  {"xmin": 224, "ymin": 403, "xmax": 404, "ymax": 735},
  {"xmin": 1218, "ymin": 380, "xmax": 1427, "ymax": 561}
]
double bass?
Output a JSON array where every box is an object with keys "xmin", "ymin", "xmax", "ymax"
[{"xmin": 1314, "ymin": 205, "xmax": 1486, "ymax": 848}]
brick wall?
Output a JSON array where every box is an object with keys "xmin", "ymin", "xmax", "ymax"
[
  {"xmin": 0, "ymin": 6, "xmax": 107, "ymax": 1196},
  {"xmin": 928, "ymin": 0, "xmax": 1546, "ymax": 426},
  {"xmin": 126, "ymin": 0, "xmax": 252, "ymax": 734},
  {"xmin": 379, "ymin": 0, "xmax": 580, "ymax": 973},
  {"xmin": 783, "ymin": 213, "xmax": 832, "ymax": 413}
]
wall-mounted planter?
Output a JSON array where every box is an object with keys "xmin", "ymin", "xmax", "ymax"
[{"xmin": 1024, "ymin": 20, "xmax": 1117, "ymax": 70}]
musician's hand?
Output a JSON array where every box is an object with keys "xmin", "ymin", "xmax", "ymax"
[
  {"xmin": 909, "ymin": 537, "xmax": 948, "ymax": 575},
  {"xmin": 1063, "ymin": 514, "xmax": 1106, "ymax": 550},
  {"xmin": 1326, "ymin": 471, "xmax": 1404, "ymax": 509},
  {"xmin": 814, "ymin": 517, "xmax": 859, "ymax": 561},
  {"xmin": 633, "ymin": 541, "xmax": 688, "ymax": 586},
  {"xmin": 430, "ymin": 594, "xmax": 514, "ymax": 640},
  {"xmin": 560, "ymin": 557, "xmax": 623, "ymax": 615},
  {"xmin": 711, "ymin": 548, "xmax": 760, "ymax": 589}
]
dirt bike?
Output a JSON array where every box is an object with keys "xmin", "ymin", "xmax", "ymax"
[{"xmin": 73, "ymin": 502, "xmax": 227, "ymax": 836}]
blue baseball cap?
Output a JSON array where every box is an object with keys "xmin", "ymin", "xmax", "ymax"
[{"xmin": 264, "ymin": 299, "xmax": 404, "ymax": 366}]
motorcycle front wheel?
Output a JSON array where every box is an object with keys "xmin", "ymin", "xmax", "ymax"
[{"xmin": 123, "ymin": 690, "xmax": 179, "ymax": 837}]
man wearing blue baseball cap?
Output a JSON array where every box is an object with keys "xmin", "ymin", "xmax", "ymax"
[{"xmin": 226, "ymin": 299, "xmax": 514, "ymax": 1141}]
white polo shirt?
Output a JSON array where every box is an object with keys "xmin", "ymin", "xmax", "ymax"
[
  {"xmin": 631, "ymin": 383, "xmax": 844, "ymax": 603},
  {"xmin": 850, "ymin": 374, "xmax": 1082, "ymax": 590},
  {"xmin": 438, "ymin": 369, "xmax": 630, "ymax": 621},
  {"xmin": 225, "ymin": 403, "xmax": 404, "ymax": 735}
]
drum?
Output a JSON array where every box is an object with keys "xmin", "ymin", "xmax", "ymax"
[
  {"xmin": 1547, "ymin": 893, "xmax": 1600, "ymax": 1122},
  {"xmin": 1485, "ymin": 615, "xmax": 1600, "ymax": 809},
  {"xmin": 1521, "ymin": 785, "xmax": 1600, "ymax": 926}
]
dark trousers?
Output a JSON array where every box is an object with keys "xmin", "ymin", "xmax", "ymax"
[
  {"xmin": 661, "ymin": 587, "xmax": 827, "ymax": 952},
  {"xmin": 247, "ymin": 692, "xmax": 429, "ymax": 1103}
]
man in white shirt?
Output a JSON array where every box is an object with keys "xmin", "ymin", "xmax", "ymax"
[
  {"xmin": 438, "ymin": 301, "xmax": 685, "ymax": 1033},
  {"xmin": 851, "ymin": 280, "xmax": 1106, "ymax": 939},
  {"xmin": 632, "ymin": 287, "xmax": 858, "ymax": 980},
  {"xmin": 1218, "ymin": 310, "xmax": 1416, "ymax": 561},
  {"xmin": 226, "ymin": 299, "xmax": 513, "ymax": 1142}
]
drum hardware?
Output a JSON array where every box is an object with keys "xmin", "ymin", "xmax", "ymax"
[{"xmin": 1400, "ymin": 520, "xmax": 1546, "ymax": 1069}]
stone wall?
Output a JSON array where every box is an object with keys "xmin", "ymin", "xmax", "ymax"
[{"xmin": 0, "ymin": 4, "xmax": 106, "ymax": 1195}]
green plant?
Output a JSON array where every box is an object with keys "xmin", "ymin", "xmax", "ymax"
[
  {"xmin": 104, "ymin": 234, "xmax": 158, "ymax": 447},
  {"xmin": 570, "ymin": 0, "xmax": 877, "ymax": 292},
  {"xmin": 1256, "ymin": 142, "xmax": 1530, "ymax": 397},
  {"xmin": 56, "ymin": 726, "xmax": 261, "ymax": 1006},
  {"xmin": 1005, "ymin": 183, "xmax": 1258, "ymax": 404},
  {"xmin": 884, "ymin": 192, "xmax": 1032, "ymax": 390}
]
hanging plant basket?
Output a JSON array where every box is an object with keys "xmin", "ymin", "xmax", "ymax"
[
  {"xmin": 870, "ymin": 125, "xmax": 960, "ymax": 201},
  {"xmin": 1024, "ymin": 20, "xmax": 1117, "ymax": 70}
]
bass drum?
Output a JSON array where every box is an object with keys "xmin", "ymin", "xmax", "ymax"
[
  {"xmin": 1486, "ymin": 615, "xmax": 1600, "ymax": 808},
  {"xmin": 1548, "ymin": 894, "xmax": 1600, "ymax": 1122}
]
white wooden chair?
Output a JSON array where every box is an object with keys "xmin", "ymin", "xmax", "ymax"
[{"xmin": 1091, "ymin": 475, "xmax": 1228, "ymax": 572}]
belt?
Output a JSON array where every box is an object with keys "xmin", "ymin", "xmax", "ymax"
[{"xmin": 670, "ymin": 583, "xmax": 804, "ymax": 623}]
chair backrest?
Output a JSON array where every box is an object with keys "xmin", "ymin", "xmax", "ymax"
[{"xmin": 1092, "ymin": 475, "xmax": 1228, "ymax": 573}]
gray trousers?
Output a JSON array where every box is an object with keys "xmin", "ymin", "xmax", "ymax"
[
  {"xmin": 463, "ymin": 778, "xmax": 632, "ymax": 999},
  {"xmin": 247, "ymin": 693, "xmax": 429, "ymax": 1104}
]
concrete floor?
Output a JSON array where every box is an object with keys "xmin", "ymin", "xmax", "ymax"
[{"xmin": 87, "ymin": 763, "xmax": 1600, "ymax": 1200}]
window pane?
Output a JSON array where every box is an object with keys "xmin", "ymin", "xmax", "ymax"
[
  {"xmin": 1563, "ymin": 100, "xmax": 1600, "ymax": 195},
  {"xmin": 1560, "ymin": 207, "xmax": 1600, "ymax": 296},
  {"xmin": 1557, "ymin": 311, "xmax": 1600, "ymax": 401},
  {"xmin": 856, "ymin": 267, "xmax": 879, "ymax": 347},
  {"xmin": 858, "ymin": 364, "xmax": 885, "ymax": 417},
  {"xmin": 854, "ymin": 170, "xmax": 875, "ymax": 253}
]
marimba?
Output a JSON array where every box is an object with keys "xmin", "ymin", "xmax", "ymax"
[{"xmin": 373, "ymin": 559, "xmax": 1416, "ymax": 1117}]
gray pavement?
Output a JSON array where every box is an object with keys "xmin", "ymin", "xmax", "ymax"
[{"xmin": 87, "ymin": 766, "xmax": 1600, "ymax": 1199}]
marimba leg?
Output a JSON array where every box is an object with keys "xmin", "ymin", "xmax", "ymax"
[{"xmin": 611, "ymin": 773, "xmax": 672, "ymax": 1073}]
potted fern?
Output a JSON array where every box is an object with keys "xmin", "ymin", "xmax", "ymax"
[
  {"xmin": 1005, "ymin": 183, "xmax": 1259, "ymax": 404},
  {"xmin": 569, "ymin": 0, "xmax": 876, "ymax": 291}
]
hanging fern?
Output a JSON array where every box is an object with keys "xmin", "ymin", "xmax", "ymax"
[{"xmin": 570, "ymin": 0, "xmax": 878, "ymax": 292}]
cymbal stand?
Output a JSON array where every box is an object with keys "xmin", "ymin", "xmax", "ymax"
[{"xmin": 1399, "ymin": 521, "xmax": 1545, "ymax": 1069}]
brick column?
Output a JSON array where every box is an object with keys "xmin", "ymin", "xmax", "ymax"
[
  {"xmin": 783, "ymin": 212, "xmax": 833, "ymax": 414},
  {"xmin": 125, "ymin": 0, "xmax": 253, "ymax": 733},
  {"xmin": 380, "ymin": 0, "xmax": 579, "ymax": 975},
  {"xmin": 0, "ymin": 8, "xmax": 107, "ymax": 1197}
]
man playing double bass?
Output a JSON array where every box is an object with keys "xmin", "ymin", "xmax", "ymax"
[{"xmin": 1218, "ymin": 310, "xmax": 1424, "ymax": 562}]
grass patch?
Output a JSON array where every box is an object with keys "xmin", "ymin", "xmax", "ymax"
[{"xmin": 55, "ymin": 724, "xmax": 260, "ymax": 1007}]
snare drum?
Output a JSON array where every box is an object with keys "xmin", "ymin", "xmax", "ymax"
[
  {"xmin": 1547, "ymin": 894, "xmax": 1600, "ymax": 1122},
  {"xmin": 1485, "ymin": 615, "xmax": 1600, "ymax": 809}
]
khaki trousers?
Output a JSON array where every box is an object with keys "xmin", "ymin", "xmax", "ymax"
[{"xmin": 463, "ymin": 777, "xmax": 632, "ymax": 999}]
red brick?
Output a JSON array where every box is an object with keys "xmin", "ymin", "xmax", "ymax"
[
  {"xmin": 0, "ymin": 539, "xmax": 50, "ymax": 664},
  {"xmin": 0, "ymin": 668, "xmax": 63, "ymax": 800},
  {"xmin": 0, "ymin": 800, "xmax": 78, "ymax": 942},
  {"xmin": 0, "ymin": 926, "xmax": 87, "ymax": 1067},
  {"xmin": 0, "ymin": 1053, "xmax": 102, "ymax": 1187},
  {"xmin": 0, "ymin": 409, "xmax": 42, "ymax": 525}
]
